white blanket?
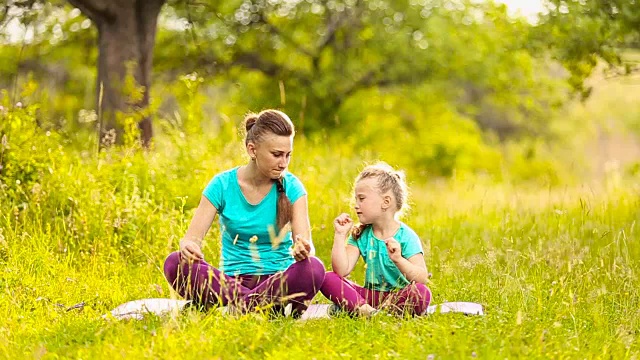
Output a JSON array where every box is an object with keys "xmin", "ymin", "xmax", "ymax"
[{"xmin": 106, "ymin": 298, "xmax": 484, "ymax": 321}]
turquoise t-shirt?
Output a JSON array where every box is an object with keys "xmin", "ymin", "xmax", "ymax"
[
  {"xmin": 347, "ymin": 223, "xmax": 423, "ymax": 292},
  {"xmin": 203, "ymin": 167, "xmax": 306, "ymax": 275}
]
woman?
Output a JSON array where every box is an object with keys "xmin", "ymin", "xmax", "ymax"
[{"xmin": 163, "ymin": 109, "xmax": 325, "ymax": 316}]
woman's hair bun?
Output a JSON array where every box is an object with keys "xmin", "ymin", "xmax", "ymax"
[{"xmin": 244, "ymin": 113, "xmax": 259, "ymax": 132}]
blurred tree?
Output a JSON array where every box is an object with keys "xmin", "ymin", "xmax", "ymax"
[
  {"xmin": 158, "ymin": 0, "xmax": 440, "ymax": 132},
  {"xmin": 69, "ymin": 0, "xmax": 165, "ymax": 147},
  {"xmin": 540, "ymin": 0, "xmax": 640, "ymax": 99},
  {"xmin": 2, "ymin": 0, "xmax": 166, "ymax": 146},
  {"xmin": 2, "ymin": 0, "xmax": 566, "ymax": 140},
  {"xmin": 155, "ymin": 0, "xmax": 561, "ymax": 137}
]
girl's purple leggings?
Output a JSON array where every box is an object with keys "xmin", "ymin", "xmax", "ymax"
[
  {"xmin": 163, "ymin": 252, "xmax": 325, "ymax": 314},
  {"xmin": 320, "ymin": 271, "xmax": 431, "ymax": 316}
]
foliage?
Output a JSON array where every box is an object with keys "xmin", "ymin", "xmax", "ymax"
[
  {"xmin": 336, "ymin": 86, "xmax": 504, "ymax": 178},
  {"xmin": 0, "ymin": 1, "xmax": 97, "ymax": 124},
  {"xmin": 2, "ymin": 0, "xmax": 569, "ymax": 141},
  {"xmin": 0, "ymin": 8, "xmax": 638, "ymax": 358},
  {"xmin": 0, "ymin": 100, "xmax": 639, "ymax": 358},
  {"xmin": 156, "ymin": 0, "xmax": 566, "ymax": 136},
  {"xmin": 538, "ymin": 0, "xmax": 640, "ymax": 98}
]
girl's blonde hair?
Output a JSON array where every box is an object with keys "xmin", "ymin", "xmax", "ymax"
[{"xmin": 352, "ymin": 162, "xmax": 409, "ymax": 240}]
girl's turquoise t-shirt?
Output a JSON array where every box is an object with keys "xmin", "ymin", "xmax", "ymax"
[
  {"xmin": 203, "ymin": 167, "xmax": 306, "ymax": 275},
  {"xmin": 347, "ymin": 223, "xmax": 423, "ymax": 292}
]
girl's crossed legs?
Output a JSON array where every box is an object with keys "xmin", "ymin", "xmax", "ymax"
[{"xmin": 320, "ymin": 271, "xmax": 431, "ymax": 316}]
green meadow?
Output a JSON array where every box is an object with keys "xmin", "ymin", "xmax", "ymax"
[
  {"xmin": 1, "ymin": 98, "xmax": 639, "ymax": 359},
  {"xmin": 2, "ymin": 2, "xmax": 640, "ymax": 356}
]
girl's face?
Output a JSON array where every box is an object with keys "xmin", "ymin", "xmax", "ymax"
[
  {"xmin": 250, "ymin": 134, "xmax": 293, "ymax": 180},
  {"xmin": 353, "ymin": 177, "xmax": 385, "ymax": 224}
]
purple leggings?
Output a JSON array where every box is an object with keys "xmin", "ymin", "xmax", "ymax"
[
  {"xmin": 320, "ymin": 271, "xmax": 431, "ymax": 316},
  {"xmin": 163, "ymin": 252, "xmax": 326, "ymax": 314}
]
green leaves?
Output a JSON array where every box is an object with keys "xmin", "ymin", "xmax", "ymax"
[
  {"xmin": 153, "ymin": 0, "xmax": 554, "ymax": 135},
  {"xmin": 540, "ymin": 0, "xmax": 640, "ymax": 97}
]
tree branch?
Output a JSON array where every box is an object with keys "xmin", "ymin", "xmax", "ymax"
[
  {"xmin": 67, "ymin": 0, "xmax": 114, "ymax": 24},
  {"xmin": 603, "ymin": 63, "xmax": 640, "ymax": 79},
  {"xmin": 232, "ymin": 51, "xmax": 310, "ymax": 83},
  {"xmin": 256, "ymin": 12, "xmax": 315, "ymax": 58},
  {"xmin": 308, "ymin": 0, "xmax": 364, "ymax": 74},
  {"xmin": 0, "ymin": 3, "xmax": 10, "ymax": 24},
  {"xmin": 315, "ymin": 9, "xmax": 350, "ymax": 53},
  {"xmin": 167, "ymin": 48, "xmax": 311, "ymax": 86},
  {"xmin": 314, "ymin": 0, "xmax": 365, "ymax": 53},
  {"xmin": 339, "ymin": 68, "xmax": 432, "ymax": 100}
]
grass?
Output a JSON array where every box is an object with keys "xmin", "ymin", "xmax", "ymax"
[{"xmin": 0, "ymin": 128, "xmax": 638, "ymax": 359}]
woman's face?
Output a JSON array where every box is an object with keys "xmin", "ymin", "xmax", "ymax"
[{"xmin": 250, "ymin": 134, "xmax": 293, "ymax": 179}]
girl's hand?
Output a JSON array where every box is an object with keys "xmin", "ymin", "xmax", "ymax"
[
  {"xmin": 383, "ymin": 238, "xmax": 402, "ymax": 262},
  {"xmin": 333, "ymin": 213, "xmax": 353, "ymax": 236},
  {"xmin": 179, "ymin": 239, "xmax": 204, "ymax": 263},
  {"xmin": 292, "ymin": 235, "xmax": 311, "ymax": 261}
]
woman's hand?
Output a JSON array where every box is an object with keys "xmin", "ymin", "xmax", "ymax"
[
  {"xmin": 333, "ymin": 213, "xmax": 353, "ymax": 236},
  {"xmin": 179, "ymin": 238, "xmax": 204, "ymax": 263},
  {"xmin": 292, "ymin": 235, "xmax": 311, "ymax": 261}
]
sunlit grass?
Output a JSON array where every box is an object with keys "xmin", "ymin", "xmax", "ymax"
[{"xmin": 0, "ymin": 128, "xmax": 638, "ymax": 358}]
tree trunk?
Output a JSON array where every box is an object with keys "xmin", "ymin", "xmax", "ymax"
[{"xmin": 68, "ymin": 0, "xmax": 165, "ymax": 147}]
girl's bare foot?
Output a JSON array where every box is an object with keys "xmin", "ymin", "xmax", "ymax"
[{"xmin": 356, "ymin": 304, "xmax": 378, "ymax": 317}]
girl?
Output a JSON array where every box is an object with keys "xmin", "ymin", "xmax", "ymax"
[
  {"xmin": 163, "ymin": 109, "xmax": 325, "ymax": 317},
  {"xmin": 320, "ymin": 162, "xmax": 431, "ymax": 316}
]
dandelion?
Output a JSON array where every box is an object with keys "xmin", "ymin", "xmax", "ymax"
[
  {"xmin": 78, "ymin": 109, "xmax": 98, "ymax": 123},
  {"xmin": 101, "ymin": 129, "xmax": 117, "ymax": 147}
]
